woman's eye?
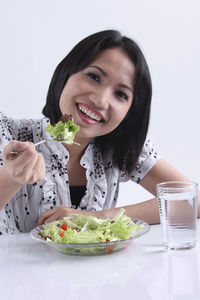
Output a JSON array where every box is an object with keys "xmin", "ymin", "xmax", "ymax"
[
  {"xmin": 115, "ymin": 90, "xmax": 128, "ymax": 101},
  {"xmin": 87, "ymin": 73, "xmax": 100, "ymax": 82}
]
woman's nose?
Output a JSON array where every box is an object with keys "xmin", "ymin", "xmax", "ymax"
[{"xmin": 91, "ymin": 87, "xmax": 110, "ymax": 110}]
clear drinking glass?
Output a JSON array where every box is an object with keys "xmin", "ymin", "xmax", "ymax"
[{"xmin": 156, "ymin": 181, "xmax": 198, "ymax": 250}]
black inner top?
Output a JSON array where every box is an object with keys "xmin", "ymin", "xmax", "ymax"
[{"xmin": 70, "ymin": 186, "xmax": 87, "ymax": 208}]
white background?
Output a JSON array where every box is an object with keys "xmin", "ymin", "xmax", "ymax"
[{"xmin": 0, "ymin": 0, "xmax": 199, "ymax": 206}]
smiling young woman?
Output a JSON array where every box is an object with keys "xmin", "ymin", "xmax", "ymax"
[
  {"xmin": 0, "ymin": 30, "xmax": 199, "ymax": 234},
  {"xmin": 59, "ymin": 48, "xmax": 134, "ymax": 144}
]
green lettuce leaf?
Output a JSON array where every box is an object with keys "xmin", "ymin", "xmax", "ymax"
[
  {"xmin": 40, "ymin": 209, "xmax": 143, "ymax": 244},
  {"xmin": 45, "ymin": 119, "xmax": 79, "ymax": 144}
]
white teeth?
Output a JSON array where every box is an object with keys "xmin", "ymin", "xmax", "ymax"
[{"xmin": 79, "ymin": 104, "xmax": 101, "ymax": 121}]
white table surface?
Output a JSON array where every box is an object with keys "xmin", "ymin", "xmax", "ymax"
[{"xmin": 1, "ymin": 223, "xmax": 200, "ymax": 300}]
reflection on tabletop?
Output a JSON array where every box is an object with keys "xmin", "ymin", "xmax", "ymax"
[
  {"xmin": 1, "ymin": 223, "xmax": 200, "ymax": 300},
  {"xmin": 163, "ymin": 250, "xmax": 200, "ymax": 300}
]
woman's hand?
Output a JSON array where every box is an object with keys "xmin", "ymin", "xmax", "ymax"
[
  {"xmin": 36, "ymin": 205, "xmax": 124, "ymax": 226},
  {"xmin": 2, "ymin": 140, "xmax": 46, "ymax": 185},
  {"xmin": 36, "ymin": 205, "xmax": 84, "ymax": 226}
]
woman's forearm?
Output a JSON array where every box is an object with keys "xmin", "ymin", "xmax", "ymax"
[
  {"xmin": 97, "ymin": 190, "xmax": 200, "ymax": 224},
  {"xmin": 95, "ymin": 198, "xmax": 160, "ymax": 224},
  {"xmin": 0, "ymin": 167, "xmax": 22, "ymax": 209}
]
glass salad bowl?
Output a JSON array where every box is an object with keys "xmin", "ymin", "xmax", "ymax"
[{"xmin": 31, "ymin": 219, "xmax": 150, "ymax": 256}]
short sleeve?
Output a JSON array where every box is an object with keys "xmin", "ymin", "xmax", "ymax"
[
  {"xmin": 120, "ymin": 137, "xmax": 161, "ymax": 183},
  {"xmin": 0, "ymin": 112, "xmax": 36, "ymax": 164}
]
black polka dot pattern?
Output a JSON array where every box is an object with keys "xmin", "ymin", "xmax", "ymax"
[{"xmin": 0, "ymin": 112, "xmax": 160, "ymax": 234}]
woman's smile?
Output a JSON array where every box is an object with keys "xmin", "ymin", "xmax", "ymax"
[{"xmin": 77, "ymin": 103, "xmax": 105, "ymax": 124}]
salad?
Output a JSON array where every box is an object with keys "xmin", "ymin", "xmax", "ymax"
[
  {"xmin": 45, "ymin": 114, "xmax": 79, "ymax": 145},
  {"xmin": 40, "ymin": 209, "xmax": 143, "ymax": 244}
]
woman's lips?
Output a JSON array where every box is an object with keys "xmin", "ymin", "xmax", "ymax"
[{"xmin": 76, "ymin": 103, "xmax": 104, "ymax": 125}]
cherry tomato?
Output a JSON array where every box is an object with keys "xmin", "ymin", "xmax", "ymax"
[
  {"xmin": 60, "ymin": 230, "xmax": 65, "ymax": 237},
  {"xmin": 61, "ymin": 224, "xmax": 68, "ymax": 231}
]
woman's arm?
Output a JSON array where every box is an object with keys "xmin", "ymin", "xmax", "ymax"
[
  {"xmin": 0, "ymin": 140, "xmax": 45, "ymax": 210},
  {"xmin": 95, "ymin": 199, "xmax": 160, "ymax": 224},
  {"xmin": 36, "ymin": 158, "xmax": 200, "ymax": 225},
  {"xmin": 99, "ymin": 158, "xmax": 200, "ymax": 222},
  {"xmin": 0, "ymin": 166, "xmax": 23, "ymax": 209},
  {"xmin": 139, "ymin": 158, "xmax": 189, "ymax": 196},
  {"xmin": 36, "ymin": 199, "xmax": 160, "ymax": 226}
]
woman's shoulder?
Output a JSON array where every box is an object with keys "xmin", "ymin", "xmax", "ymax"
[
  {"xmin": 0, "ymin": 111, "xmax": 42, "ymax": 127},
  {"xmin": 0, "ymin": 111, "xmax": 17, "ymax": 142},
  {"xmin": 0, "ymin": 111, "xmax": 45, "ymax": 142},
  {"xmin": 0, "ymin": 111, "xmax": 10, "ymax": 127},
  {"xmin": 120, "ymin": 137, "xmax": 161, "ymax": 183}
]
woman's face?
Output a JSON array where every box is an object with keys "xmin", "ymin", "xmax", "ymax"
[{"xmin": 59, "ymin": 47, "xmax": 135, "ymax": 144}]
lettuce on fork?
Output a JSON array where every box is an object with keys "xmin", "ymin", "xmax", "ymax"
[
  {"xmin": 45, "ymin": 114, "xmax": 80, "ymax": 144},
  {"xmin": 40, "ymin": 209, "xmax": 143, "ymax": 244}
]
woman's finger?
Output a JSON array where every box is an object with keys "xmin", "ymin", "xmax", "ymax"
[
  {"xmin": 36, "ymin": 208, "xmax": 56, "ymax": 226},
  {"xmin": 18, "ymin": 152, "xmax": 38, "ymax": 180},
  {"xmin": 3, "ymin": 141, "xmax": 29, "ymax": 158},
  {"xmin": 26, "ymin": 154, "xmax": 45, "ymax": 183},
  {"xmin": 33, "ymin": 154, "xmax": 46, "ymax": 181},
  {"xmin": 43, "ymin": 213, "xmax": 61, "ymax": 224},
  {"xmin": 4, "ymin": 142, "xmax": 38, "ymax": 178}
]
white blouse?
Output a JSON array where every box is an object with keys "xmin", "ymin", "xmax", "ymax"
[{"xmin": 0, "ymin": 112, "xmax": 160, "ymax": 234}]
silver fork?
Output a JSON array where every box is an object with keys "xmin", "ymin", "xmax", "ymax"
[
  {"xmin": 10, "ymin": 139, "xmax": 79, "ymax": 155},
  {"xmin": 10, "ymin": 140, "xmax": 48, "ymax": 155}
]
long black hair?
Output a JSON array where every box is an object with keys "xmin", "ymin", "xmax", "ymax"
[{"xmin": 42, "ymin": 30, "xmax": 152, "ymax": 174}]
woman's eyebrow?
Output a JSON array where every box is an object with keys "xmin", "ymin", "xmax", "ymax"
[
  {"xmin": 118, "ymin": 83, "xmax": 132, "ymax": 93},
  {"xmin": 89, "ymin": 65, "xmax": 107, "ymax": 76},
  {"xmin": 88, "ymin": 65, "xmax": 133, "ymax": 93}
]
